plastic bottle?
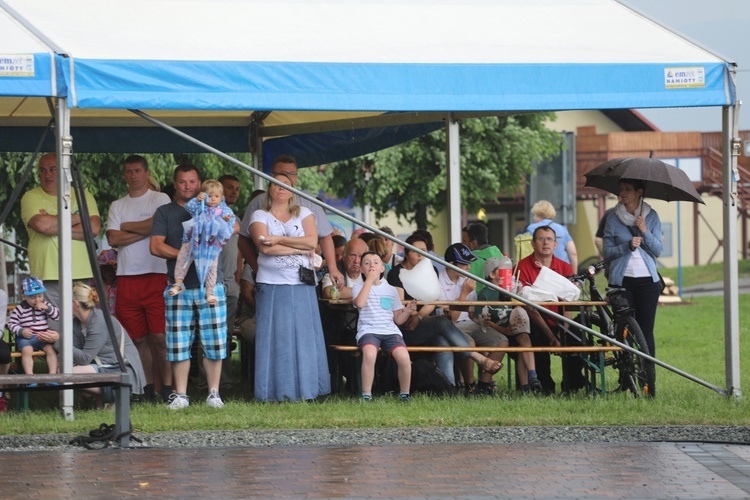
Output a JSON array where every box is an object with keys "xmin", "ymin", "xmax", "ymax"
[
  {"xmin": 479, "ymin": 306, "xmax": 490, "ymax": 333},
  {"xmin": 498, "ymin": 253, "xmax": 513, "ymax": 292},
  {"xmin": 480, "ymin": 306, "xmax": 490, "ymax": 333}
]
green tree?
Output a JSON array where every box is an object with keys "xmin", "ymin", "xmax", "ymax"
[{"xmin": 317, "ymin": 114, "xmax": 561, "ymax": 228}]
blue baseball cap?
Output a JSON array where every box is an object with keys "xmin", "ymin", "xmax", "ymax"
[{"xmin": 22, "ymin": 276, "xmax": 46, "ymax": 296}]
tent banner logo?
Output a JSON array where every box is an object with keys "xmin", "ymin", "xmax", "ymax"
[
  {"xmin": 0, "ymin": 55, "xmax": 34, "ymax": 77},
  {"xmin": 664, "ymin": 67, "xmax": 705, "ymax": 89}
]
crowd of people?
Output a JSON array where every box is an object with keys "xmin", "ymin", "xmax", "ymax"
[{"xmin": 0, "ymin": 152, "xmax": 664, "ymax": 411}]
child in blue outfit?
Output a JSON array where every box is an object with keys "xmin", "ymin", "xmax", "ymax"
[
  {"xmin": 168, "ymin": 179, "xmax": 236, "ymax": 304},
  {"xmin": 8, "ymin": 277, "xmax": 59, "ymax": 382},
  {"xmin": 352, "ymin": 251, "xmax": 416, "ymax": 402}
]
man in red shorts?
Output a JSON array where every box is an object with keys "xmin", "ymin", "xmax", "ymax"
[{"xmin": 107, "ymin": 155, "xmax": 173, "ymax": 402}]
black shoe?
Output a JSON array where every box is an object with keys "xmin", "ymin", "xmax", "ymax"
[
  {"xmin": 161, "ymin": 386, "xmax": 174, "ymax": 404},
  {"xmin": 529, "ymin": 377, "xmax": 543, "ymax": 392},
  {"xmin": 475, "ymin": 382, "xmax": 495, "ymax": 396}
]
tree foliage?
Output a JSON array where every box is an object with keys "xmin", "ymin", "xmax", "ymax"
[
  {"xmin": 313, "ymin": 114, "xmax": 562, "ymax": 228},
  {"xmin": 0, "ymin": 152, "xmax": 254, "ymax": 266}
]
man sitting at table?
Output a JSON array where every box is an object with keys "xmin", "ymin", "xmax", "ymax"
[
  {"xmin": 320, "ymin": 237, "xmax": 368, "ymax": 393},
  {"xmin": 322, "ymin": 238, "xmax": 367, "ymax": 300},
  {"xmin": 516, "ymin": 226, "xmax": 567, "ymax": 395}
]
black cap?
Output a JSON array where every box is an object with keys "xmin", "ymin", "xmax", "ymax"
[{"xmin": 444, "ymin": 243, "xmax": 477, "ymax": 265}]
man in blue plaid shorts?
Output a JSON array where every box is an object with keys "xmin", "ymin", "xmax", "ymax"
[{"xmin": 150, "ymin": 164, "xmax": 236, "ymax": 410}]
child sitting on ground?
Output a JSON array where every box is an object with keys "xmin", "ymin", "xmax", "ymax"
[
  {"xmin": 168, "ymin": 179, "xmax": 236, "ymax": 304},
  {"xmin": 352, "ymin": 251, "xmax": 416, "ymax": 402},
  {"xmin": 8, "ymin": 277, "xmax": 59, "ymax": 383},
  {"xmin": 474, "ymin": 258, "xmax": 542, "ymax": 393}
]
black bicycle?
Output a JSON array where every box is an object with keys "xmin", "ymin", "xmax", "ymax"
[{"xmin": 567, "ymin": 259, "xmax": 656, "ymax": 398}]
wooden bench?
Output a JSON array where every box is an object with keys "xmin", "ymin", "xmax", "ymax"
[
  {"xmin": 0, "ymin": 372, "xmax": 134, "ymax": 447},
  {"xmin": 330, "ymin": 345, "xmax": 622, "ymax": 396},
  {"xmin": 9, "ymin": 351, "xmax": 46, "ymax": 359}
]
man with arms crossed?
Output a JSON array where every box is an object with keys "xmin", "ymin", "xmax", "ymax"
[
  {"xmin": 21, "ymin": 152, "xmax": 101, "ymax": 331},
  {"xmin": 107, "ymin": 155, "xmax": 172, "ymax": 402}
]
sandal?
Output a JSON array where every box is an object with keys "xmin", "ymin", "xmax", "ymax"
[
  {"xmin": 206, "ymin": 293, "xmax": 218, "ymax": 306},
  {"xmin": 480, "ymin": 357, "xmax": 503, "ymax": 375},
  {"xmin": 168, "ymin": 283, "xmax": 185, "ymax": 296}
]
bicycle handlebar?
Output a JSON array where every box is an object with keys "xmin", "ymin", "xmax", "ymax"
[{"xmin": 566, "ymin": 255, "xmax": 616, "ymax": 283}]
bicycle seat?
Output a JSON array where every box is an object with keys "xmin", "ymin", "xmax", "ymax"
[{"xmin": 605, "ymin": 286, "xmax": 626, "ymax": 295}]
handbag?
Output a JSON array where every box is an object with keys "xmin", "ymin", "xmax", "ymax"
[{"xmin": 298, "ymin": 265, "xmax": 316, "ymax": 286}]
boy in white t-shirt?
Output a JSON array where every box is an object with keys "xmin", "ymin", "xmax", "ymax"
[{"xmin": 352, "ymin": 252, "xmax": 416, "ymax": 402}]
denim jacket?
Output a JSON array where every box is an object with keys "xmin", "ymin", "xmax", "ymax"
[{"xmin": 602, "ymin": 209, "xmax": 663, "ymax": 286}]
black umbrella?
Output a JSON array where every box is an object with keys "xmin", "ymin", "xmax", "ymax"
[{"xmin": 584, "ymin": 157, "xmax": 705, "ymax": 204}]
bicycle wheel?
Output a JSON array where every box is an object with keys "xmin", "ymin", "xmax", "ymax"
[{"xmin": 616, "ymin": 316, "xmax": 656, "ymax": 398}]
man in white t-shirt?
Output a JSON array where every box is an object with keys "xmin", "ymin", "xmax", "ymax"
[{"xmin": 106, "ymin": 155, "xmax": 172, "ymax": 403}]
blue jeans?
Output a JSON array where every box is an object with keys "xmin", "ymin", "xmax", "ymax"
[{"xmin": 403, "ymin": 316, "xmax": 472, "ymax": 386}]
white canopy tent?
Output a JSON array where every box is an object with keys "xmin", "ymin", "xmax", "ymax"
[{"xmin": 0, "ymin": 0, "xmax": 741, "ymax": 411}]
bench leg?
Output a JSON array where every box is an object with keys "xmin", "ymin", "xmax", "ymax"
[
  {"xmin": 114, "ymin": 374, "xmax": 132, "ymax": 448},
  {"xmin": 598, "ymin": 352, "xmax": 606, "ymax": 397},
  {"xmin": 506, "ymin": 356, "xmax": 513, "ymax": 392},
  {"xmin": 14, "ymin": 390, "xmax": 29, "ymax": 412}
]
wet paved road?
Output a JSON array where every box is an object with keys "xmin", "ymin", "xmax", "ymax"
[{"xmin": 3, "ymin": 441, "xmax": 750, "ymax": 498}]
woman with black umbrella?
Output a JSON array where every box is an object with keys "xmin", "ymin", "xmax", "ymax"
[{"xmin": 602, "ymin": 179, "xmax": 663, "ymax": 359}]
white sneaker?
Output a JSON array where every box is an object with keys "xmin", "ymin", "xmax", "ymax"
[
  {"xmin": 167, "ymin": 393, "xmax": 190, "ymax": 410},
  {"xmin": 206, "ymin": 389, "xmax": 224, "ymax": 408}
]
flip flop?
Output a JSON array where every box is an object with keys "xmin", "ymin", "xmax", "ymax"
[
  {"xmin": 168, "ymin": 283, "xmax": 185, "ymax": 296},
  {"xmin": 206, "ymin": 293, "xmax": 218, "ymax": 306},
  {"xmin": 481, "ymin": 357, "xmax": 503, "ymax": 375}
]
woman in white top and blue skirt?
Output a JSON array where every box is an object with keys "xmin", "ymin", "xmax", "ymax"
[
  {"xmin": 602, "ymin": 179, "xmax": 663, "ymax": 358},
  {"xmin": 249, "ymin": 173, "xmax": 330, "ymax": 402}
]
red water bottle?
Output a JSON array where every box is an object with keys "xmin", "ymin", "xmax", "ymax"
[{"xmin": 498, "ymin": 253, "xmax": 513, "ymax": 292}]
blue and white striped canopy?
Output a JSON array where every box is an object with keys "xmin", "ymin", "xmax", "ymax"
[{"xmin": 0, "ymin": 0, "xmax": 735, "ymax": 112}]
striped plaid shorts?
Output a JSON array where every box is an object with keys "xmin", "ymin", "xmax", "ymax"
[{"xmin": 164, "ymin": 285, "xmax": 227, "ymax": 362}]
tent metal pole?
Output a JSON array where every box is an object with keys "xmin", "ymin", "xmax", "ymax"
[
  {"xmin": 722, "ymin": 103, "xmax": 742, "ymax": 400},
  {"xmin": 446, "ymin": 113, "xmax": 461, "ymax": 241},
  {"xmin": 56, "ymin": 97, "xmax": 75, "ymax": 420}
]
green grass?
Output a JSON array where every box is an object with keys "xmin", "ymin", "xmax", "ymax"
[
  {"xmin": 660, "ymin": 258, "xmax": 750, "ymax": 287},
  {"xmin": 2, "ymin": 295, "xmax": 748, "ymax": 436}
]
